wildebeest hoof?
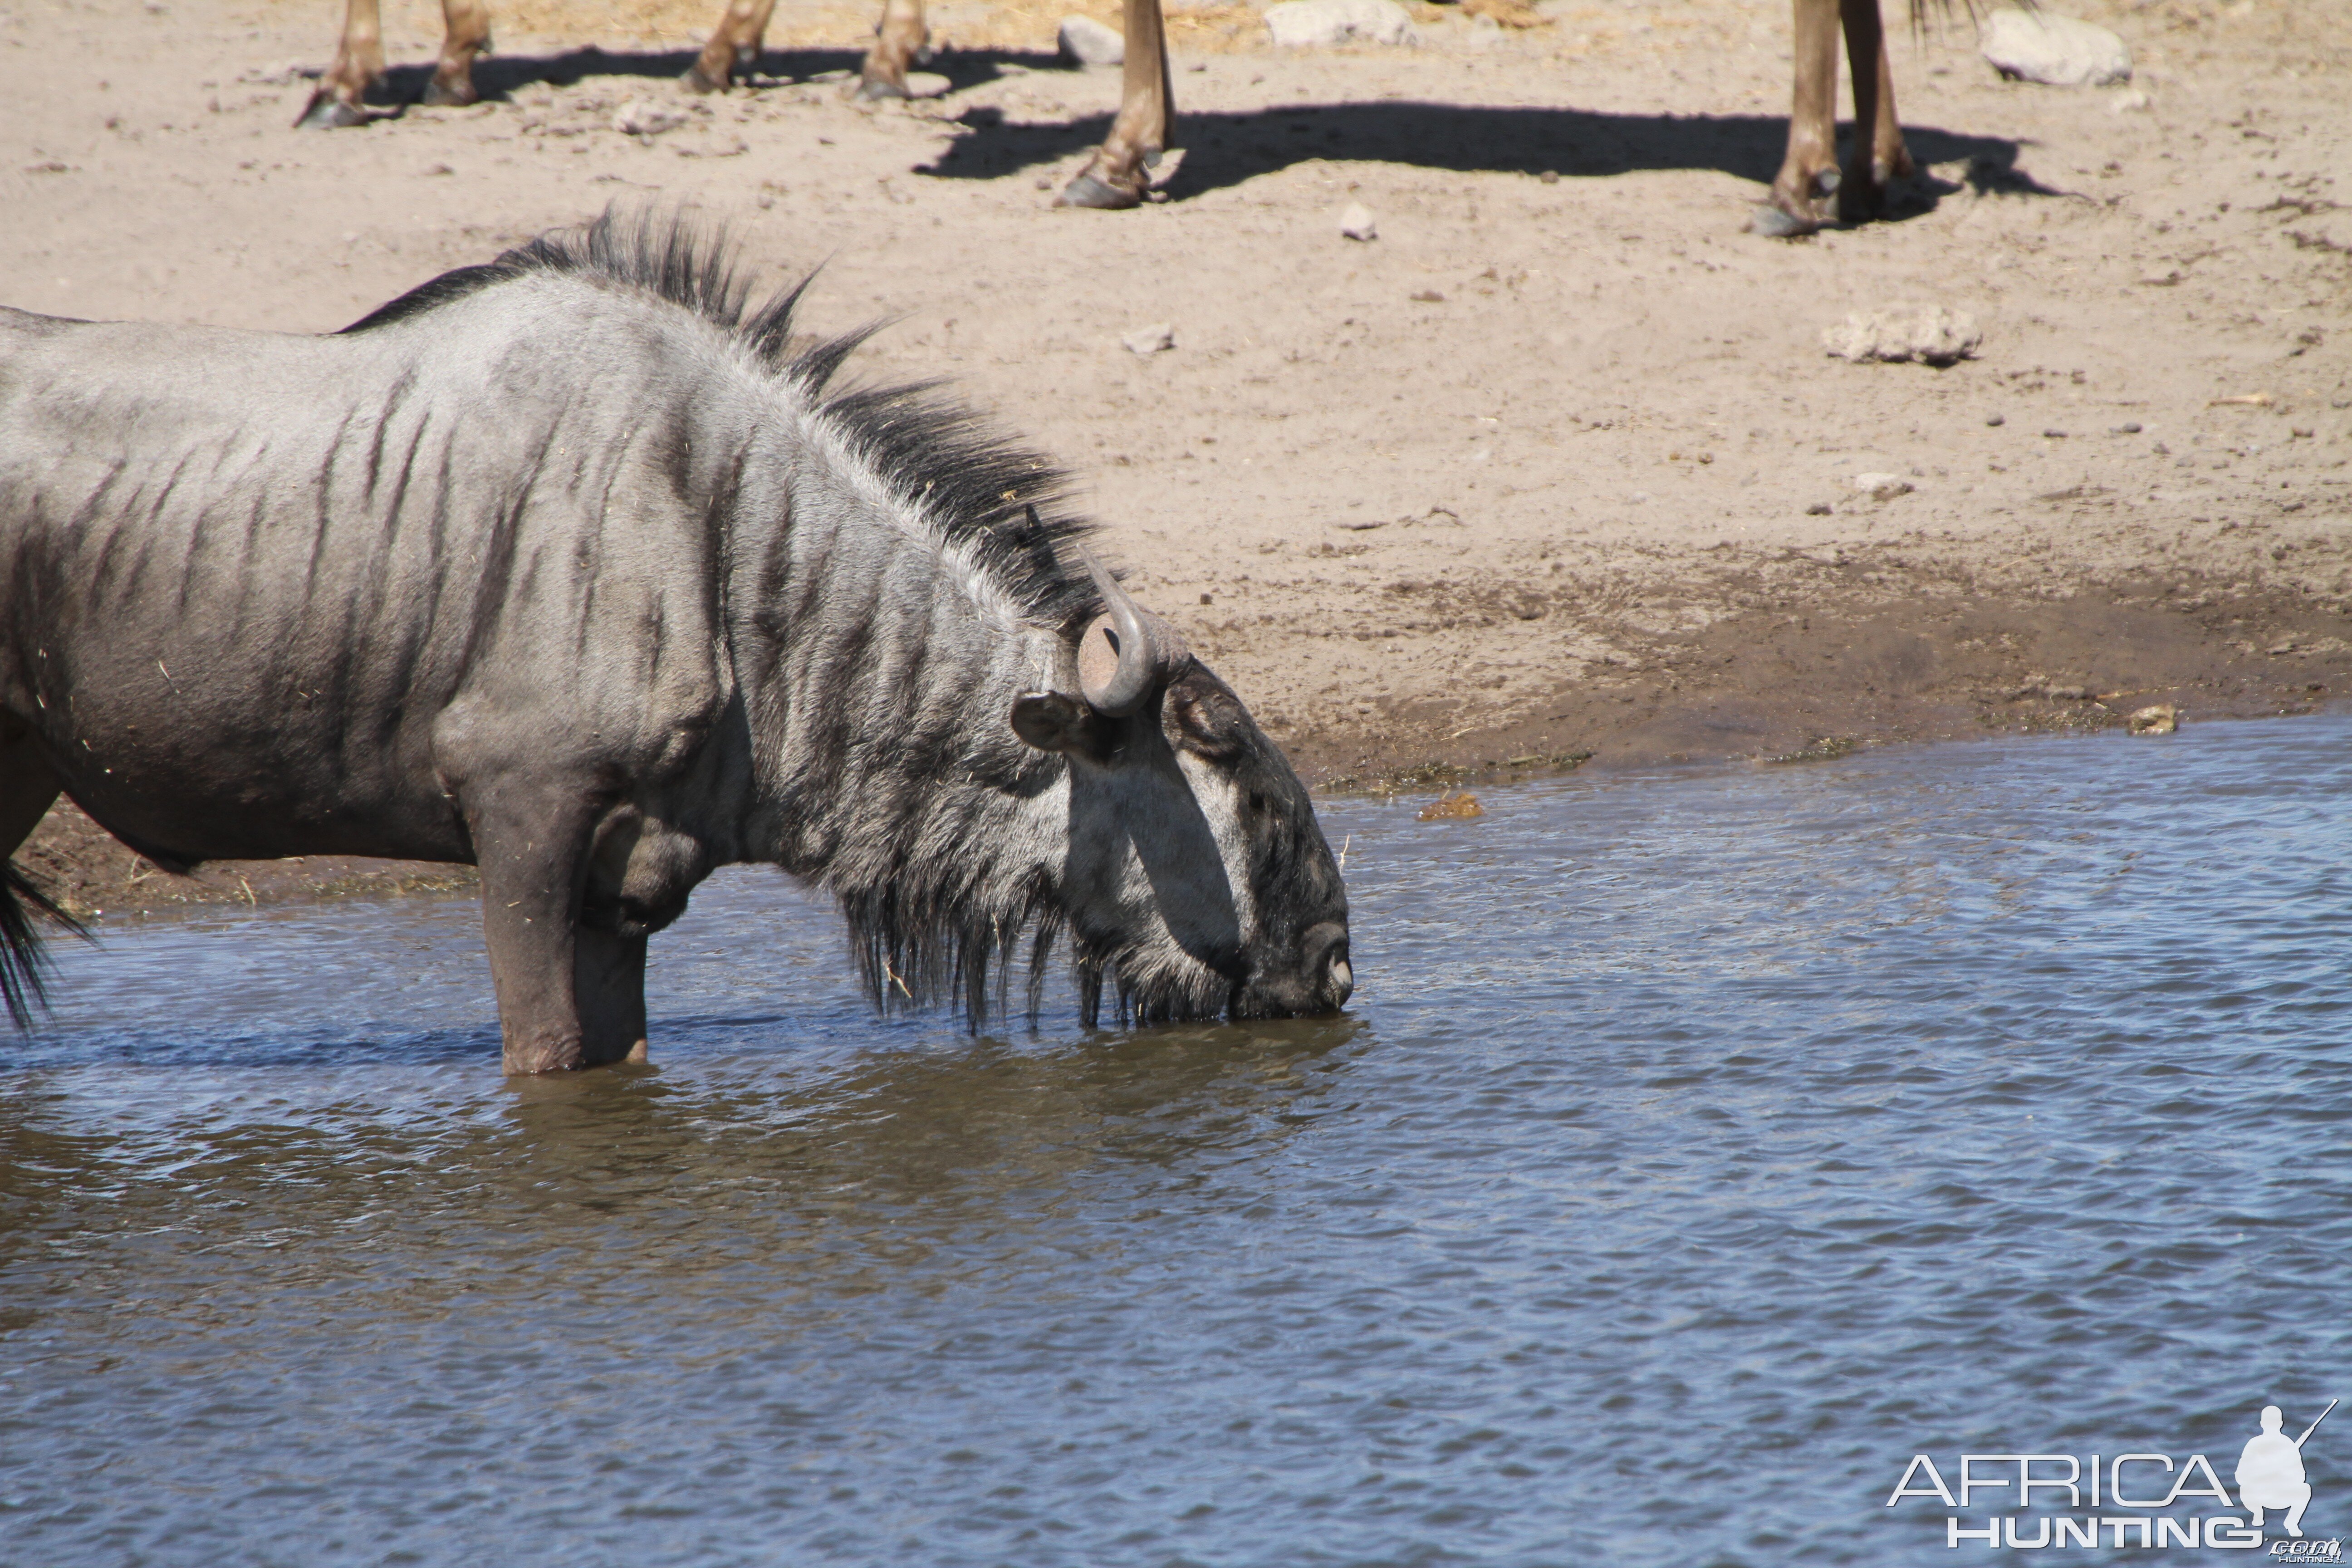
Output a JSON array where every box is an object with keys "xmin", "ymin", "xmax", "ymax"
[
  {"xmin": 856, "ymin": 73, "xmax": 910, "ymax": 100},
  {"xmin": 421, "ymin": 78, "xmax": 478, "ymax": 108},
  {"xmin": 295, "ymin": 89, "xmax": 375, "ymax": 128},
  {"xmin": 1055, "ymin": 172, "xmax": 1142, "ymax": 210},
  {"xmin": 1747, "ymin": 203, "xmax": 1819, "ymax": 239},
  {"xmin": 681, "ymin": 61, "xmax": 728, "ymax": 93}
]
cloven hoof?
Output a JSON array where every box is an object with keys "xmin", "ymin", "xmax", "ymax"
[
  {"xmin": 420, "ymin": 78, "xmax": 478, "ymax": 108},
  {"xmin": 1055, "ymin": 171, "xmax": 1142, "ymax": 211},
  {"xmin": 1747, "ymin": 203, "xmax": 1820, "ymax": 239},
  {"xmin": 681, "ymin": 62, "xmax": 727, "ymax": 93},
  {"xmin": 295, "ymin": 90, "xmax": 377, "ymax": 129},
  {"xmin": 856, "ymin": 73, "xmax": 910, "ymax": 101}
]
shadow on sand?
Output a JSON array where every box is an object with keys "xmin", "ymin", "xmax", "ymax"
[{"xmin": 370, "ymin": 44, "xmax": 2057, "ymax": 218}]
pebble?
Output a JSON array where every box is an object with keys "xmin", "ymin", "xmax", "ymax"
[
  {"xmin": 2043, "ymin": 428, "xmax": 2067, "ymax": 438},
  {"xmin": 1340, "ymin": 202, "xmax": 1378, "ymax": 241},
  {"xmin": 2127, "ymin": 704, "xmax": 2178, "ymax": 736},
  {"xmin": 1986, "ymin": 412, "xmax": 2006, "ymax": 427},
  {"xmin": 1805, "ymin": 501, "xmax": 1833, "ymax": 516},
  {"xmin": 2108, "ymin": 88, "xmax": 2150, "ymax": 113},
  {"xmin": 1821, "ymin": 304, "xmax": 1981, "ymax": 366},
  {"xmin": 1265, "ymin": 0, "xmax": 1421, "ymax": 48},
  {"xmin": 1853, "ymin": 472, "xmax": 1914, "ymax": 501},
  {"xmin": 1120, "ymin": 322, "xmax": 1175, "ymax": 356},
  {"xmin": 2115, "ymin": 421, "xmax": 2142, "ymax": 434},
  {"xmin": 1058, "ymin": 15, "xmax": 1124, "ymax": 66},
  {"xmin": 612, "ymin": 99, "xmax": 686, "ymax": 136},
  {"xmin": 1979, "ymin": 7, "xmax": 2132, "ymax": 87}
]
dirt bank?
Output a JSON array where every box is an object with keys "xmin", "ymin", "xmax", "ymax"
[{"xmin": 5, "ymin": 0, "xmax": 2347, "ymax": 913}]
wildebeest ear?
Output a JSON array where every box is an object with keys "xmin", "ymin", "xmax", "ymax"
[
  {"xmin": 1166, "ymin": 676, "xmax": 1249, "ymax": 761},
  {"xmin": 1010, "ymin": 692, "xmax": 1091, "ymax": 753}
]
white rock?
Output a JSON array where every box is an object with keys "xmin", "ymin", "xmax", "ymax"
[
  {"xmin": 2107, "ymin": 88, "xmax": 2150, "ymax": 113},
  {"xmin": 1979, "ymin": 8, "xmax": 2132, "ymax": 88},
  {"xmin": 1339, "ymin": 202, "xmax": 1377, "ymax": 241},
  {"xmin": 1822, "ymin": 305, "xmax": 1982, "ymax": 367},
  {"xmin": 612, "ymin": 98, "xmax": 686, "ymax": 136},
  {"xmin": 1265, "ymin": 0, "xmax": 1420, "ymax": 49},
  {"xmin": 1121, "ymin": 322, "xmax": 1174, "ymax": 355},
  {"xmin": 1058, "ymin": 15, "xmax": 1124, "ymax": 67},
  {"xmin": 1852, "ymin": 472, "xmax": 1915, "ymax": 501}
]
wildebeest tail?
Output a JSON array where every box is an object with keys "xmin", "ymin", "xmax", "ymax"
[{"xmin": 1, "ymin": 859, "xmax": 85, "ymax": 1029}]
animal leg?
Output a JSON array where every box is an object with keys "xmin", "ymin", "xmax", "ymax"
[
  {"xmin": 686, "ymin": 0, "xmax": 781, "ymax": 91},
  {"xmin": 1757, "ymin": 0, "xmax": 1840, "ymax": 236},
  {"xmin": 1, "ymin": 716, "xmax": 74, "ymax": 1029},
  {"xmin": 857, "ymin": 0, "xmax": 928, "ymax": 100},
  {"xmin": 297, "ymin": 0, "xmax": 387, "ymax": 127},
  {"xmin": 574, "ymin": 927, "xmax": 651, "ymax": 1067},
  {"xmin": 1056, "ymin": 0, "xmax": 1171, "ymax": 208},
  {"xmin": 424, "ymin": 0, "xmax": 494, "ymax": 107},
  {"xmin": 466, "ymin": 788, "xmax": 604, "ymax": 1075},
  {"xmin": 1835, "ymin": 0, "xmax": 1912, "ymax": 223}
]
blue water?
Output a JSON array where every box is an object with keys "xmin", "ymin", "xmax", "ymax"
[{"xmin": 3, "ymin": 714, "xmax": 2347, "ymax": 1566}]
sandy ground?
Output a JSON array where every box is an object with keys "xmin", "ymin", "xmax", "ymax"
[{"xmin": 4, "ymin": 0, "xmax": 2349, "ymax": 911}]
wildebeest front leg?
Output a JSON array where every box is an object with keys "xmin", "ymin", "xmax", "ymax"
[
  {"xmin": 297, "ymin": 0, "xmax": 388, "ymax": 127},
  {"xmin": 1056, "ymin": 0, "xmax": 1171, "ymax": 209},
  {"xmin": 686, "ymin": 0, "xmax": 782, "ymax": 92},
  {"xmin": 423, "ymin": 0, "xmax": 495, "ymax": 107},
  {"xmin": 466, "ymin": 791, "xmax": 617, "ymax": 1074}
]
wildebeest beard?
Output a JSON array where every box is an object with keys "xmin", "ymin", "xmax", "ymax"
[{"xmin": 0, "ymin": 209, "xmax": 1353, "ymax": 1070}]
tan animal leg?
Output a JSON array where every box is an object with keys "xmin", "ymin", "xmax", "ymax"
[
  {"xmin": 424, "ymin": 0, "xmax": 495, "ymax": 107},
  {"xmin": 297, "ymin": 0, "xmax": 388, "ymax": 127},
  {"xmin": 1056, "ymin": 0, "xmax": 1172, "ymax": 209},
  {"xmin": 857, "ymin": 0, "xmax": 930, "ymax": 99},
  {"xmin": 686, "ymin": 0, "xmax": 782, "ymax": 92},
  {"xmin": 1758, "ymin": 0, "xmax": 1842, "ymax": 235}
]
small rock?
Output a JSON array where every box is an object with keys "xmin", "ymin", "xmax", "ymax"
[
  {"xmin": 2127, "ymin": 704, "xmax": 2177, "ymax": 736},
  {"xmin": 1340, "ymin": 202, "xmax": 1378, "ymax": 240},
  {"xmin": 2115, "ymin": 421, "xmax": 2142, "ymax": 434},
  {"xmin": 2108, "ymin": 87, "xmax": 2150, "ymax": 113},
  {"xmin": 1410, "ymin": 288, "xmax": 1445, "ymax": 303},
  {"xmin": 1985, "ymin": 412, "xmax": 2006, "ymax": 427},
  {"xmin": 902, "ymin": 72, "xmax": 951, "ymax": 98},
  {"xmin": 1058, "ymin": 15, "xmax": 1124, "ymax": 66},
  {"xmin": 1805, "ymin": 501, "xmax": 1833, "ymax": 516},
  {"xmin": 2045, "ymin": 684, "xmax": 2089, "ymax": 701},
  {"xmin": 1853, "ymin": 472, "xmax": 1914, "ymax": 501},
  {"xmin": 1979, "ymin": 7, "xmax": 2132, "ymax": 88},
  {"xmin": 1822, "ymin": 304, "xmax": 1981, "ymax": 366},
  {"xmin": 2043, "ymin": 428, "xmax": 2066, "ymax": 439},
  {"xmin": 1265, "ymin": 0, "xmax": 1421, "ymax": 49},
  {"xmin": 2268, "ymin": 639, "xmax": 2298, "ymax": 656},
  {"xmin": 613, "ymin": 98, "xmax": 686, "ymax": 136},
  {"xmin": 1121, "ymin": 322, "xmax": 1174, "ymax": 356}
]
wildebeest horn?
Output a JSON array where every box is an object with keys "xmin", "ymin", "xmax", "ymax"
[{"xmin": 1077, "ymin": 549, "xmax": 1188, "ymax": 716}]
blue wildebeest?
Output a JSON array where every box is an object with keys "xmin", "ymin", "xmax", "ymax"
[
  {"xmin": 300, "ymin": 0, "xmax": 1927, "ymax": 223},
  {"xmin": 0, "ymin": 214, "xmax": 1353, "ymax": 1072}
]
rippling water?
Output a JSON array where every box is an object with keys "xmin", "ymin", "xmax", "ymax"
[{"xmin": 5, "ymin": 715, "xmax": 2348, "ymax": 1567}]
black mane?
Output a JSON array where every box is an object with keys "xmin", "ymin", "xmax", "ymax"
[{"xmin": 342, "ymin": 208, "xmax": 1100, "ymax": 629}]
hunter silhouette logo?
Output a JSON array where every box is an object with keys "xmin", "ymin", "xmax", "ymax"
[
  {"xmin": 1886, "ymin": 1397, "xmax": 2338, "ymax": 1551},
  {"xmin": 2241, "ymin": 1400, "xmax": 2335, "ymax": 1539}
]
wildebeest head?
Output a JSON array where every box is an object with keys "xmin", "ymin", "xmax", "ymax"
[{"xmin": 1009, "ymin": 553, "xmax": 1352, "ymax": 1025}]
